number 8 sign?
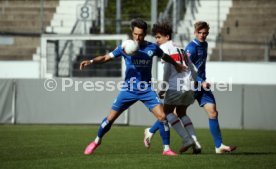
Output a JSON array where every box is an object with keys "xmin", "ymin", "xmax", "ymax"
[{"xmin": 77, "ymin": 4, "xmax": 93, "ymax": 21}]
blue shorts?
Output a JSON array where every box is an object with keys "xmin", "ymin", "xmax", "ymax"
[
  {"xmin": 195, "ymin": 89, "xmax": 216, "ymax": 107},
  {"xmin": 111, "ymin": 89, "xmax": 161, "ymax": 112}
]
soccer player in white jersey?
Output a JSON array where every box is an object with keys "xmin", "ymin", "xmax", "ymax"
[
  {"xmin": 80, "ymin": 18, "xmax": 186, "ymax": 156},
  {"xmin": 144, "ymin": 21, "xmax": 202, "ymax": 154}
]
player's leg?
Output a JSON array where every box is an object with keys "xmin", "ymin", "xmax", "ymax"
[
  {"xmin": 144, "ymin": 120, "xmax": 160, "ymax": 148},
  {"xmin": 200, "ymin": 91, "xmax": 236, "ymax": 153},
  {"xmin": 163, "ymin": 90, "xmax": 194, "ymax": 153},
  {"xmin": 176, "ymin": 91, "xmax": 201, "ymax": 153},
  {"xmin": 143, "ymin": 98, "xmax": 165, "ymax": 146},
  {"xmin": 151, "ymin": 104, "xmax": 176, "ymax": 156},
  {"xmin": 164, "ymin": 104, "xmax": 194, "ymax": 153},
  {"xmin": 176, "ymin": 106, "xmax": 202, "ymax": 154},
  {"xmin": 142, "ymin": 91, "xmax": 176, "ymax": 156},
  {"xmin": 204, "ymin": 103, "xmax": 222, "ymax": 147},
  {"xmin": 84, "ymin": 90, "xmax": 136, "ymax": 155},
  {"xmin": 84, "ymin": 109, "xmax": 122, "ymax": 155},
  {"xmin": 96, "ymin": 109, "xmax": 121, "ymax": 143},
  {"xmin": 150, "ymin": 120, "xmax": 160, "ymax": 133},
  {"xmin": 203, "ymin": 103, "xmax": 236, "ymax": 153}
]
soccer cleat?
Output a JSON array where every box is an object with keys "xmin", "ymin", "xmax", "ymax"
[
  {"xmin": 144, "ymin": 128, "xmax": 153, "ymax": 148},
  {"xmin": 163, "ymin": 149, "xmax": 178, "ymax": 156},
  {"xmin": 192, "ymin": 140, "xmax": 202, "ymax": 154},
  {"xmin": 84, "ymin": 141, "xmax": 100, "ymax": 155},
  {"xmin": 179, "ymin": 139, "xmax": 195, "ymax": 153},
  {"xmin": 215, "ymin": 144, "xmax": 237, "ymax": 154}
]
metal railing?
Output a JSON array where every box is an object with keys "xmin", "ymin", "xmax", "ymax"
[
  {"xmin": 265, "ymin": 29, "xmax": 276, "ymax": 61},
  {"xmin": 53, "ymin": 0, "xmax": 99, "ymax": 76}
]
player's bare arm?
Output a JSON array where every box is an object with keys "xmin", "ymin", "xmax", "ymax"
[
  {"xmin": 161, "ymin": 53, "xmax": 187, "ymax": 73},
  {"xmin": 80, "ymin": 54, "xmax": 113, "ymax": 70}
]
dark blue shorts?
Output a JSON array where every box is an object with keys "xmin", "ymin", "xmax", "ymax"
[
  {"xmin": 111, "ymin": 89, "xmax": 161, "ymax": 112},
  {"xmin": 195, "ymin": 89, "xmax": 216, "ymax": 107}
]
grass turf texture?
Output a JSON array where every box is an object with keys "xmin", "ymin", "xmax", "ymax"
[{"xmin": 0, "ymin": 125, "xmax": 276, "ymax": 169}]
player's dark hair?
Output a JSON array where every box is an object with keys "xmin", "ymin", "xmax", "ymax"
[
  {"xmin": 130, "ymin": 18, "xmax": 148, "ymax": 34},
  {"xmin": 194, "ymin": 21, "xmax": 210, "ymax": 32},
  {"xmin": 151, "ymin": 21, "xmax": 173, "ymax": 40}
]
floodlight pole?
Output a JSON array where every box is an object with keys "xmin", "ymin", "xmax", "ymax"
[
  {"xmin": 151, "ymin": 0, "xmax": 157, "ymax": 27},
  {"xmin": 100, "ymin": 0, "xmax": 105, "ymax": 33},
  {"xmin": 151, "ymin": 0, "xmax": 158, "ymax": 81},
  {"xmin": 116, "ymin": 0, "xmax": 121, "ymax": 34},
  {"xmin": 40, "ymin": 0, "xmax": 44, "ymax": 33}
]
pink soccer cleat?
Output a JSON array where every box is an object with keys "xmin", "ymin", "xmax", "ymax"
[
  {"xmin": 163, "ymin": 149, "xmax": 178, "ymax": 156},
  {"xmin": 84, "ymin": 141, "xmax": 100, "ymax": 155}
]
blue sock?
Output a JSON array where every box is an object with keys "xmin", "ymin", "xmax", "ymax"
[
  {"xmin": 158, "ymin": 120, "xmax": 170, "ymax": 145},
  {"xmin": 97, "ymin": 117, "xmax": 112, "ymax": 138},
  {"xmin": 209, "ymin": 118, "xmax": 222, "ymax": 148},
  {"xmin": 149, "ymin": 120, "xmax": 160, "ymax": 133}
]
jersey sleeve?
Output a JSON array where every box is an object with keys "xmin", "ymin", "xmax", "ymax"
[
  {"xmin": 162, "ymin": 62, "xmax": 171, "ymax": 90},
  {"xmin": 155, "ymin": 45, "xmax": 165, "ymax": 58},
  {"xmin": 163, "ymin": 63, "xmax": 171, "ymax": 83},
  {"xmin": 185, "ymin": 45, "xmax": 196, "ymax": 63},
  {"xmin": 109, "ymin": 44, "xmax": 123, "ymax": 58},
  {"xmin": 185, "ymin": 44, "xmax": 204, "ymax": 83}
]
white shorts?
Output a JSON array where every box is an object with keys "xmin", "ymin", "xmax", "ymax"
[{"xmin": 164, "ymin": 89, "xmax": 195, "ymax": 106}]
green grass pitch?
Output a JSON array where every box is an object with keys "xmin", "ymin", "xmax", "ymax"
[{"xmin": 0, "ymin": 125, "xmax": 276, "ymax": 169}]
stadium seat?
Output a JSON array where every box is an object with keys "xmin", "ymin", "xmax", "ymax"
[
  {"xmin": 209, "ymin": 0, "xmax": 276, "ymax": 61},
  {"xmin": 0, "ymin": 0, "xmax": 58, "ymax": 60}
]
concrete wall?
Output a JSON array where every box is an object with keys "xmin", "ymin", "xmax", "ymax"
[
  {"xmin": 15, "ymin": 78, "xmax": 127, "ymax": 124},
  {"xmin": 0, "ymin": 61, "xmax": 40, "ymax": 78},
  {"xmin": 158, "ymin": 62, "xmax": 276, "ymax": 85},
  {"xmin": 0, "ymin": 78, "xmax": 275, "ymax": 130}
]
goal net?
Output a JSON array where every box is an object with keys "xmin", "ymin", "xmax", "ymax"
[{"xmin": 39, "ymin": 34, "xmax": 129, "ymax": 78}]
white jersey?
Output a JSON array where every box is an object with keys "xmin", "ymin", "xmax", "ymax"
[{"xmin": 160, "ymin": 40, "xmax": 197, "ymax": 91}]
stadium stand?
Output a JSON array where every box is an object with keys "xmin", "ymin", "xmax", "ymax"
[
  {"xmin": 176, "ymin": 0, "xmax": 276, "ymax": 62},
  {"xmin": 210, "ymin": 0, "xmax": 276, "ymax": 61},
  {"xmin": 0, "ymin": 0, "xmax": 58, "ymax": 60},
  {"xmin": 176, "ymin": 0, "xmax": 232, "ymax": 59},
  {"xmin": 2, "ymin": 0, "xmax": 274, "ymax": 77},
  {"xmin": 0, "ymin": 0, "xmax": 111, "ymax": 77}
]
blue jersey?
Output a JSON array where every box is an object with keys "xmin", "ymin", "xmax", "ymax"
[
  {"xmin": 111, "ymin": 41, "xmax": 164, "ymax": 89},
  {"xmin": 185, "ymin": 39, "xmax": 215, "ymax": 107},
  {"xmin": 185, "ymin": 38, "xmax": 208, "ymax": 83}
]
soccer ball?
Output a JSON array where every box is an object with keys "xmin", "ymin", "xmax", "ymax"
[{"xmin": 121, "ymin": 39, "xmax": 139, "ymax": 55}]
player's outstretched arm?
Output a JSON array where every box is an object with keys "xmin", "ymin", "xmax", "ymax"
[
  {"xmin": 161, "ymin": 53, "xmax": 187, "ymax": 73},
  {"xmin": 79, "ymin": 54, "xmax": 113, "ymax": 70}
]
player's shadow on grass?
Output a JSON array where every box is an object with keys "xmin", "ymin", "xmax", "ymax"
[
  {"xmin": 198, "ymin": 152, "xmax": 276, "ymax": 155},
  {"xmin": 232, "ymin": 152, "xmax": 276, "ymax": 155}
]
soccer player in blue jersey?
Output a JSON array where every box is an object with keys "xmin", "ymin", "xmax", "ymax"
[
  {"xmin": 80, "ymin": 18, "xmax": 186, "ymax": 156},
  {"xmin": 185, "ymin": 21, "xmax": 236, "ymax": 153}
]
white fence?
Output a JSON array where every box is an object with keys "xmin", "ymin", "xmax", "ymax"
[{"xmin": 0, "ymin": 78, "xmax": 276, "ymax": 130}]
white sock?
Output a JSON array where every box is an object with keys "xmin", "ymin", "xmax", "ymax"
[
  {"xmin": 166, "ymin": 113, "xmax": 191, "ymax": 142},
  {"xmin": 181, "ymin": 115, "xmax": 198, "ymax": 142},
  {"xmin": 163, "ymin": 145, "xmax": 170, "ymax": 151},
  {"xmin": 94, "ymin": 136, "xmax": 101, "ymax": 144},
  {"xmin": 148, "ymin": 132, "xmax": 153, "ymax": 138}
]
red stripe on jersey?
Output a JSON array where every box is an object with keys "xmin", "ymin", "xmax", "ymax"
[{"xmin": 170, "ymin": 53, "xmax": 181, "ymax": 62}]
